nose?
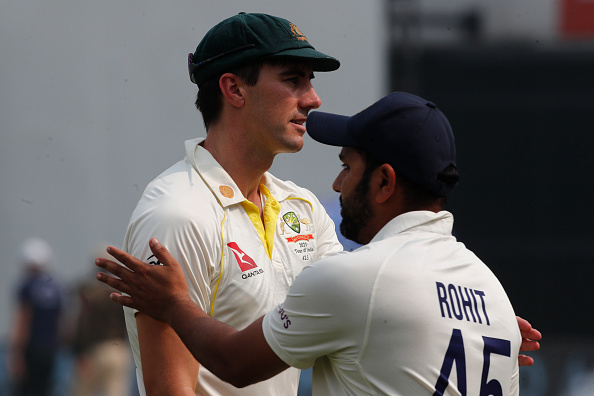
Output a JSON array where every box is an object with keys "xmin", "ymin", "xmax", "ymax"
[
  {"xmin": 301, "ymin": 84, "xmax": 322, "ymax": 110},
  {"xmin": 332, "ymin": 171, "xmax": 344, "ymax": 193}
]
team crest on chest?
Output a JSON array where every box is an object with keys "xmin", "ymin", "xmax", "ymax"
[{"xmin": 282, "ymin": 212, "xmax": 300, "ymax": 233}]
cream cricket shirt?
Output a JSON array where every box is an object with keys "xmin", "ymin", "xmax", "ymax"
[
  {"xmin": 123, "ymin": 138, "xmax": 342, "ymax": 396},
  {"xmin": 263, "ymin": 211, "xmax": 521, "ymax": 396}
]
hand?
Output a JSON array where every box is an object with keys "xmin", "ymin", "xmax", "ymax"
[
  {"xmin": 95, "ymin": 238, "xmax": 192, "ymax": 324},
  {"xmin": 516, "ymin": 315, "xmax": 542, "ymax": 366}
]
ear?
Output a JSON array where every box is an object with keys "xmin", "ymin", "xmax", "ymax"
[
  {"xmin": 375, "ymin": 164, "xmax": 396, "ymax": 204},
  {"xmin": 219, "ymin": 73, "xmax": 245, "ymax": 108}
]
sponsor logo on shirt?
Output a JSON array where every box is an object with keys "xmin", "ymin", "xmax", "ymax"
[
  {"xmin": 219, "ymin": 185, "xmax": 234, "ymax": 198},
  {"xmin": 147, "ymin": 254, "xmax": 162, "ymax": 266},
  {"xmin": 227, "ymin": 242, "xmax": 258, "ymax": 272},
  {"xmin": 277, "ymin": 304, "xmax": 292, "ymax": 329}
]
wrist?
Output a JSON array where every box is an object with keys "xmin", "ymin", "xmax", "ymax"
[{"xmin": 166, "ymin": 297, "xmax": 204, "ymax": 328}]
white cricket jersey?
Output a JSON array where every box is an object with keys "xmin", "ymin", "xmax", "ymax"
[
  {"xmin": 123, "ymin": 138, "xmax": 342, "ymax": 396},
  {"xmin": 263, "ymin": 211, "xmax": 521, "ymax": 396}
]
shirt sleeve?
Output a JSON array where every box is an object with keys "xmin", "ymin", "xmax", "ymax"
[
  {"xmin": 123, "ymin": 187, "xmax": 221, "ymax": 313},
  {"xmin": 262, "ymin": 253, "xmax": 370, "ymax": 369}
]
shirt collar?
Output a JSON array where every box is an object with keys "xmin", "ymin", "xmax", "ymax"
[
  {"xmin": 184, "ymin": 138, "xmax": 301, "ymax": 207},
  {"xmin": 370, "ymin": 211, "xmax": 454, "ymax": 244}
]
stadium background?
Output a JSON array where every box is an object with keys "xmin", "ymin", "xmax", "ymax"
[{"xmin": 1, "ymin": 0, "xmax": 592, "ymax": 394}]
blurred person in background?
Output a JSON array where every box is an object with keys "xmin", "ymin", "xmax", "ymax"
[
  {"xmin": 70, "ymin": 245, "xmax": 132, "ymax": 396},
  {"xmin": 7, "ymin": 238, "xmax": 63, "ymax": 396}
]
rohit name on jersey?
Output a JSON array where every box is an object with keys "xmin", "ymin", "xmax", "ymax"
[{"xmin": 435, "ymin": 282, "xmax": 491, "ymax": 326}]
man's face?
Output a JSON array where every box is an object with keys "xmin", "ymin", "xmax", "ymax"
[
  {"xmin": 333, "ymin": 148, "xmax": 375, "ymax": 245},
  {"xmin": 241, "ymin": 61, "xmax": 322, "ymax": 156}
]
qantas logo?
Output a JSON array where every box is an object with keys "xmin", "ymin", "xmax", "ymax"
[{"xmin": 227, "ymin": 242, "xmax": 258, "ymax": 272}]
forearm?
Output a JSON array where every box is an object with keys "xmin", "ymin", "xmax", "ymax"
[
  {"xmin": 96, "ymin": 241, "xmax": 290, "ymax": 387},
  {"xmin": 167, "ymin": 299, "xmax": 240, "ymax": 383},
  {"xmin": 167, "ymin": 300, "xmax": 288, "ymax": 388}
]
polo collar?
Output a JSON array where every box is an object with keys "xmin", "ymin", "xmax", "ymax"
[
  {"xmin": 185, "ymin": 138, "xmax": 300, "ymax": 207},
  {"xmin": 371, "ymin": 211, "xmax": 454, "ymax": 244}
]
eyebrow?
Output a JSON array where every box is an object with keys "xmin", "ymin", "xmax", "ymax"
[{"xmin": 279, "ymin": 68, "xmax": 315, "ymax": 80}]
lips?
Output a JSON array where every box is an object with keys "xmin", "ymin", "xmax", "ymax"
[{"xmin": 290, "ymin": 118, "xmax": 307, "ymax": 133}]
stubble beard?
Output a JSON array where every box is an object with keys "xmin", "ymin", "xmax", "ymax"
[{"xmin": 339, "ymin": 177, "xmax": 374, "ymax": 245}]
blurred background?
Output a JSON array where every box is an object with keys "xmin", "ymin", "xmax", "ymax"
[{"xmin": 1, "ymin": 0, "xmax": 592, "ymax": 395}]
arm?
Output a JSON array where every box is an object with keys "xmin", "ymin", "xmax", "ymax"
[
  {"xmin": 96, "ymin": 238, "xmax": 289, "ymax": 388},
  {"xmin": 136, "ymin": 314, "xmax": 199, "ymax": 395},
  {"xmin": 124, "ymin": 210, "xmax": 213, "ymax": 394}
]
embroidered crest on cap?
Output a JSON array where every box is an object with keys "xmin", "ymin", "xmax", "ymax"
[
  {"xmin": 290, "ymin": 24, "xmax": 309, "ymax": 42},
  {"xmin": 219, "ymin": 185, "xmax": 234, "ymax": 198}
]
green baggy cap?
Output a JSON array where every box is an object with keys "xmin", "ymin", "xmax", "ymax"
[{"xmin": 188, "ymin": 12, "xmax": 340, "ymax": 86}]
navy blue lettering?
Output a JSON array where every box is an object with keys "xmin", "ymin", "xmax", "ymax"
[
  {"xmin": 436, "ymin": 283, "xmax": 489, "ymax": 326},
  {"xmin": 470, "ymin": 289, "xmax": 483, "ymax": 324},
  {"xmin": 434, "ymin": 329, "xmax": 467, "ymax": 396},
  {"xmin": 459, "ymin": 286, "xmax": 476, "ymax": 323},
  {"xmin": 436, "ymin": 282, "xmax": 452, "ymax": 318},
  {"xmin": 474, "ymin": 290, "xmax": 490, "ymax": 326},
  {"xmin": 448, "ymin": 284, "xmax": 464, "ymax": 320}
]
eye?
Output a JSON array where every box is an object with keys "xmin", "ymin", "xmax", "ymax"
[{"xmin": 286, "ymin": 77, "xmax": 299, "ymax": 85}]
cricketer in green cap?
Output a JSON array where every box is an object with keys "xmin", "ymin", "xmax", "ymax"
[{"xmin": 188, "ymin": 12, "xmax": 340, "ymax": 86}]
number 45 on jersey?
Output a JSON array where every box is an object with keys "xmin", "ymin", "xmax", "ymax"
[{"xmin": 434, "ymin": 329, "xmax": 511, "ymax": 396}]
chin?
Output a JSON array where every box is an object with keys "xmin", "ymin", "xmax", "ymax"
[{"xmin": 285, "ymin": 137, "xmax": 305, "ymax": 153}]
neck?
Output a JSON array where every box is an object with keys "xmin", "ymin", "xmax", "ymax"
[{"xmin": 202, "ymin": 126, "xmax": 274, "ymax": 204}]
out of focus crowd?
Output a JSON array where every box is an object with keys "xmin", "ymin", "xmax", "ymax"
[{"xmin": 2, "ymin": 238, "xmax": 134, "ymax": 396}]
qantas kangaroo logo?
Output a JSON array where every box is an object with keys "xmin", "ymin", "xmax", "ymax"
[{"xmin": 227, "ymin": 242, "xmax": 258, "ymax": 272}]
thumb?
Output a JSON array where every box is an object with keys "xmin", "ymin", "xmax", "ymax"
[{"xmin": 148, "ymin": 238, "xmax": 179, "ymax": 268}]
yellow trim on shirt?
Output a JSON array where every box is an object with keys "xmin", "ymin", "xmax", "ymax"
[
  {"xmin": 239, "ymin": 184, "xmax": 281, "ymax": 259},
  {"xmin": 286, "ymin": 197, "xmax": 313, "ymax": 212},
  {"xmin": 210, "ymin": 212, "xmax": 227, "ymax": 317}
]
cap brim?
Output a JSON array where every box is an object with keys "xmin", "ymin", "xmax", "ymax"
[
  {"xmin": 271, "ymin": 47, "xmax": 340, "ymax": 72},
  {"xmin": 306, "ymin": 111, "xmax": 356, "ymax": 147}
]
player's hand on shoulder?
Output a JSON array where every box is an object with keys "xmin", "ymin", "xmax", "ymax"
[{"xmin": 95, "ymin": 238, "xmax": 192, "ymax": 324}]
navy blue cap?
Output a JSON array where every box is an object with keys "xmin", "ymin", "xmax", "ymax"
[{"xmin": 307, "ymin": 92, "xmax": 457, "ymax": 196}]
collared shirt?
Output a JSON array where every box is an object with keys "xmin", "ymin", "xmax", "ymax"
[
  {"xmin": 263, "ymin": 211, "xmax": 521, "ymax": 396},
  {"xmin": 123, "ymin": 138, "xmax": 342, "ymax": 396}
]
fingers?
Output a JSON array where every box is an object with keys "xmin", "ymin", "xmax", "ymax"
[
  {"xmin": 516, "ymin": 315, "xmax": 542, "ymax": 341},
  {"xmin": 103, "ymin": 246, "xmax": 146, "ymax": 273},
  {"xmin": 108, "ymin": 292, "xmax": 138, "ymax": 310},
  {"xmin": 148, "ymin": 238, "xmax": 179, "ymax": 269},
  {"xmin": 95, "ymin": 257, "xmax": 133, "ymax": 279},
  {"xmin": 520, "ymin": 338, "xmax": 540, "ymax": 352},
  {"xmin": 516, "ymin": 315, "xmax": 531, "ymax": 333},
  {"xmin": 95, "ymin": 271, "xmax": 132, "ymax": 296},
  {"xmin": 518, "ymin": 354, "xmax": 534, "ymax": 367},
  {"xmin": 525, "ymin": 327, "xmax": 542, "ymax": 341}
]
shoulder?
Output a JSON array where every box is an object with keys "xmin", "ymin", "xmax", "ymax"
[
  {"xmin": 133, "ymin": 159, "xmax": 218, "ymax": 220},
  {"xmin": 291, "ymin": 248, "xmax": 380, "ymax": 297},
  {"xmin": 264, "ymin": 173, "xmax": 327, "ymax": 213}
]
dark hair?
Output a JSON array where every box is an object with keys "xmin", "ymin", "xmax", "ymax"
[
  {"xmin": 195, "ymin": 60, "xmax": 264, "ymax": 130},
  {"xmin": 195, "ymin": 57, "xmax": 300, "ymax": 130},
  {"xmin": 398, "ymin": 165, "xmax": 459, "ymax": 210},
  {"xmin": 356, "ymin": 148, "xmax": 459, "ymax": 210}
]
